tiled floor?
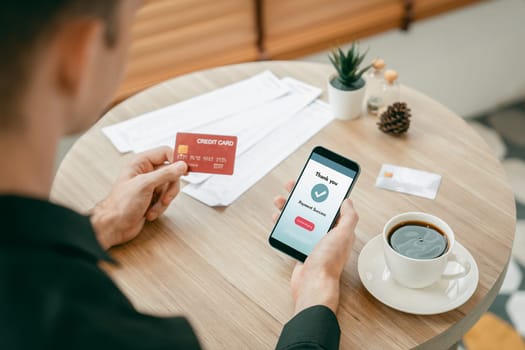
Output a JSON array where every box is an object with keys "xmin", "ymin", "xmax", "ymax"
[{"xmin": 463, "ymin": 99, "xmax": 525, "ymax": 348}]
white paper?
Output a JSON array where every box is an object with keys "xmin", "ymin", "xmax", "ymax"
[
  {"xmin": 182, "ymin": 100, "xmax": 334, "ymax": 206},
  {"xmin": 181, "ymin": 77, "xmax": 321, "ymax": 184},
  {"xmin": 375, "ymin": 164, "xmax": 442, "ymax": 200},
  {"xmin": 102, "ymin": 71, "xmax": 289, "ymax": 153}
]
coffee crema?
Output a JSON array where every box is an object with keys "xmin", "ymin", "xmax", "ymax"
[{"xmin": 388, "ymin": 220, "xmax": 448, "ymax": 259}]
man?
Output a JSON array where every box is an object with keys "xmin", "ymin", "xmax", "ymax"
[{"xmin": 0, "ymin": 1, "xmax": 359, "ymax": 349}]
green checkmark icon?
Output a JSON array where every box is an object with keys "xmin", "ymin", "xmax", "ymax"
[{"xmin": 311, "ymin": 183, "xmax": 329, "ymax": 202}]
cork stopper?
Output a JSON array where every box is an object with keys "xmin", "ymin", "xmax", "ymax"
[
  {"xmin": 384, "ymin": 69, "xmax": 398, "ymax": 84},
  {"xmin": 372, "ymin": 58, "xmax": 385, "ymax": 70}
]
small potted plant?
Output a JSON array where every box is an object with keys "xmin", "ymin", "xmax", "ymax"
[{"xmin": 328, "ymin": 43, "xmax": 372, "ymax": 120}]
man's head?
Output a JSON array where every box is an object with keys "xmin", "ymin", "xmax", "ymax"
[{"xmin": 0, "ymin": 0, "xmax": 140, "ymax": 134}]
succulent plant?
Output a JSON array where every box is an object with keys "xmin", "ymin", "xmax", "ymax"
[{"xmin": 329, "ymin": 43, "xmax": 372, "ymax": 91}]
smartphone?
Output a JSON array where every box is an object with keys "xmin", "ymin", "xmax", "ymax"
[{"xmin": 269, "ymin": 146, "xmax": 360, "ymax": 262}]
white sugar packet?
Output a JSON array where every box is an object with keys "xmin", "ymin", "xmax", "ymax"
[{"xmin": 375, "ymin": 164, "xmax": 442, "ymax": 200}]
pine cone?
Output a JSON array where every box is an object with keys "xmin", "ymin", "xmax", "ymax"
[{"xmin": 377, "ymin": 102, "xmax": 411, "ymax": 135}]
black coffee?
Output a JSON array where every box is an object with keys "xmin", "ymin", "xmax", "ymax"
[{"xmin": 388, "ymin": 221, "xmax": 448, "ymax": 259}]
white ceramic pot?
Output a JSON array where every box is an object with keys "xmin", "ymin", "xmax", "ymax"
[{"xmin": 327, "ymin": 75, "xmax": 366, "ymax": 120}]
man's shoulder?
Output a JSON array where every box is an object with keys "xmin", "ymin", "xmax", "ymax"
[
  {"xmin": 0, "ymin": 247, "xmax": 201, "ymax": 349},
  {"xmin": 0, "ymin": 245, "xmax": 123, "ymax": 302},
  {"xmin": 0, "ymin": 246, "xmax": 131, "ymax": 327}
]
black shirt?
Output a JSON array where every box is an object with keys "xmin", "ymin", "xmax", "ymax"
[{"xmin": 0, "ymin": 196, "xmax": 340, "ymax": 349}]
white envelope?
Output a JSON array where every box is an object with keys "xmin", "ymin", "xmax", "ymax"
[
  {"xmin": 182, "ymin": 100, "xmax": 334, "ymax": 206},
  {"xmin": 102, "ymin": 71, "xmax": 289, "ymax": 153}
]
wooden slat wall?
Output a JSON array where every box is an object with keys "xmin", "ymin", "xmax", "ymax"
[
  {"xmin": 261, "ymin": 0, "xmax": 481, "ymax": 59},
  {"xmin": 261, "ymin": 0, "xmax": 403, "ymax": 59},
  {"xmin": 114, "ymin": 0, "xmax": 259, "ymax": 102},
  {"xmin": 114, "ymin": 0, "xmax": 481, "ymax": 103}
]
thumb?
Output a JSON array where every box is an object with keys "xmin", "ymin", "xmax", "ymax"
[
  {"xmin": 141, "ymin": 161, "xmax": 187, "ymax": 190},
  {"xmin": 330, "ymin": 199, "xmax": 358, "ymax": 239}
]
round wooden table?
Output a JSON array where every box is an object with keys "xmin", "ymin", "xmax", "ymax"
[{"xmin": 51, "ymin": 61, "xmax": 516, "ymax": 349}]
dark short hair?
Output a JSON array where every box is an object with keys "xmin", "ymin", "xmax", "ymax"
[{"xmin": 0, "ymin": 0, "xmax": 120, "ymax": 129}]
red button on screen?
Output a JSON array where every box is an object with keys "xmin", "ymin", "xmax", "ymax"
[{"xmin": 295, "ymin": 216, "xmax": 315, "ymax": 231}]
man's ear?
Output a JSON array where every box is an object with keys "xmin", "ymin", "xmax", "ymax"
[{"xmin": 55, "ymin": 20, "xmax": 104, "ymax": 96}]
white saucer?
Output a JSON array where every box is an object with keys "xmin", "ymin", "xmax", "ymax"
[{"xmin": 357, "ymin": 234, "xmax": 479, "ymax": 315}]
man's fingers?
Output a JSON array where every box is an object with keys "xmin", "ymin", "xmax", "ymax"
[
  {"xmin": 273, "ymin": 196, "xmax": 286, "ymax": 210},
  {"xmin": 329, "ymin": 199, "xmax": 358, "ymax": 241},
  {"xmin": 124, "ymin": 147, "xmax": 176, "ymax": 178},
  {"xmin": 293, "ymin": 261, "xmax": 303, "ymax": 274},
  {"xmin": 291, "ymin": 262, "xmax": 304, "ymax": 291},
  {"xmin": 141, "ymin": 162, "xmax": 186, "ymax": 221},
  {"xmin": 270, "ymin": 181, "xmax": 295, "ymax": 225},
  {"xmin": 272, "ymin": 181, "xmax": 294, "ymax": 210},
  {"xmin": 138, "ymin": 146, "xmax": 175, "ymax": 165},
  {"xmin": 338, "ymin": 199, "xmax": 358, "ymax": 230},
  {"xmin": 285, "ymin": 180, "xmax": 295, "ymax": 193},
  {"xmin": 146, "ymin": 205, "xmax": 165, "ymax": 221},
  {"xmin": 147, "ymin": 184, "xmax": 170, "ymax": 221},
  {"xmin": 161, "ymin": 180, "xmax": 181, "ymax": 206},
  {"xmin": 141, "ymin": 161, "xmax": 187, "ymax": 190}
]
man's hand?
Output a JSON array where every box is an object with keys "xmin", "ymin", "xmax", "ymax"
[
  {"xmin": 273, "ymin": 181, "xmax": 358, "ymax": 315},
  {"xmin": 91, "ymin": 147, "xmax": 187, "ymax": 249}
]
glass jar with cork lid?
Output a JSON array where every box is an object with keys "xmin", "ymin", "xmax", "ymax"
[
  {"xmin": 379, "ymin": 69, "xmax": 401, "ymax": 115},
  {"xmin": 366, "ymin": 58, "xmax": 386, "ymax": 115}
]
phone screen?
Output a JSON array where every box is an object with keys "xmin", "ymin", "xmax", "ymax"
[{"xmin": 270, "ymin": 147, "xmax": 359, "ymax": 260}]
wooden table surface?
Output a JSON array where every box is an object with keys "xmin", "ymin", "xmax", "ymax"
[{"xmin": 51, "ymin": 61, "xmax": 516, "ymax": 349}]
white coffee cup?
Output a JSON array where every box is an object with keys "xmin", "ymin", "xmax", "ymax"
[{"xmin": 382, "ymin": 212, "xmax": 470, "ymax": 289}]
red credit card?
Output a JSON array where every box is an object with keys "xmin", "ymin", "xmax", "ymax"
[{"xmin": 174, "ymin": 132, "xmax": 237, "ymax": 175}]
